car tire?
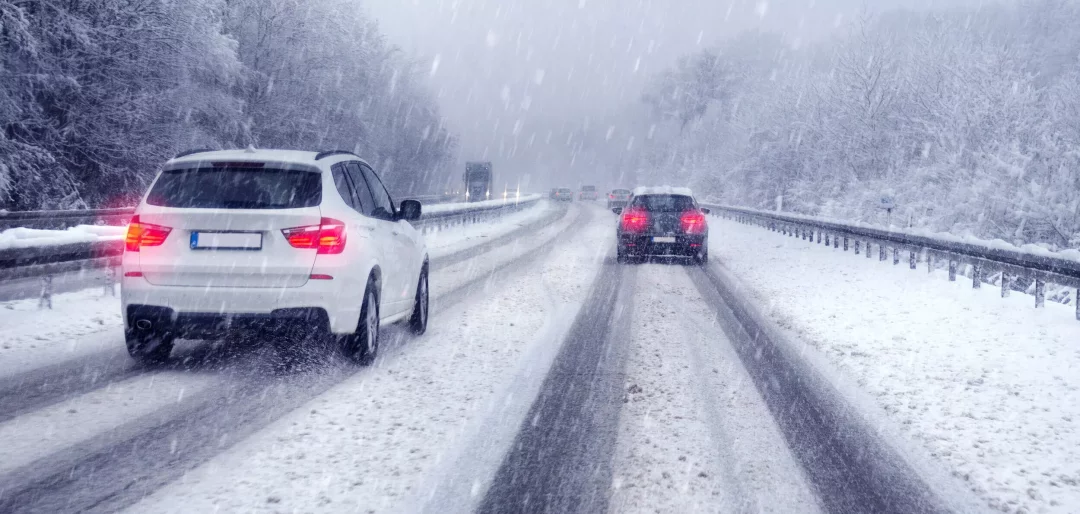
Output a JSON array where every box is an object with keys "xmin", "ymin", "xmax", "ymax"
[
  {"xmin": 342, "ymin": 280, "xmax": 379, "ymax": 365},
  {"xmin": 408, "ymin": 265, "xmax": 429, "ymax": 335},
  {"xmin": 695, "ymin": 247, "xmax": 709, "ymax": 264},
  {"xmin": 125, "ymin": 329, "xmax": 173, "ymax": 364}
]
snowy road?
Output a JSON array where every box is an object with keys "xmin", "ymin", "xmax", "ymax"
[{"xmin": 0, "ymin": 201, "xmax": 971, "ymax": 513}]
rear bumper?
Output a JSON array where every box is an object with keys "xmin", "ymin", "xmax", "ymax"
[
  {"xmin": 125, "ymin": 304, "xmax": 330, "ymax": 339},
  {"xmin": 121, "ymin": 276, "xmax": 361, "ymax": 335},
  {"xmin": 619, "ymin": 234, "xmax": 707, "ymax": 257}
]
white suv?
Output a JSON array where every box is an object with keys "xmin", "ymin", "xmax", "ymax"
[{"xmin": 121, "ymin": 148, "xmax": 429, "ymax": 364}]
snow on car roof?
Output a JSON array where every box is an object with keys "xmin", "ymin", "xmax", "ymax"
[
  {"xmin": 632, "ymin": 186, "xmax": 695, "ymax": 197},
  {"xmin": 167, "ymin": 149, "xmax": 371, "ymax": 168}
]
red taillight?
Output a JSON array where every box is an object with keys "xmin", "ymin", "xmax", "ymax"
[
  {"xmin": 309, "ymin": 274, "xmax": 334, "ymax": 280},
  {"xmin": 681, "ymin": 211, "xmax": 707, "ymax": 234},
  {"xmin": 621, "ymin": 208, "xmax": 649, "ymax": 233},
  {"xmin": 125, "ymin": 215, "xmax": 172, "ymax": 252},
  {"xmin": 124, "ymin": 271, "xmax": 144, "ymax": 277},
  {"xmin": 282, "ymin": 217, "xmax": 346, "ymax": 254}
]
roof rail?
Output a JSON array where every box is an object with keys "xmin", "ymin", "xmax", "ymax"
[
  {"xmin": 173, "ymin": 148, "xmax": 217, "ymax": 159},
  {"xmin": 315, "ymin": 150, "xmax": 359, "ymax": 161}
]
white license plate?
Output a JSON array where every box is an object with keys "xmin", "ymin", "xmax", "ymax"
[
  {"xmin": 190, "ymin": 231, "xmax": 263, "ymax": 250},
  {"xmin": 652, "ymin": 236, "xmax": 676, "ymax": 243}
]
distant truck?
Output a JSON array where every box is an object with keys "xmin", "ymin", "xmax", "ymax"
[{"xmin": 464, "ymin": 161, "xmax": 493, "ymax": 202}]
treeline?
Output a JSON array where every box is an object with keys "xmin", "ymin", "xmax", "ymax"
[
  {"xmin": 637, "ymin": 0, "xmax": 1080, "ymax": 249},
  {"xmin": 0, "ymin": 0, "xmax": 455, "ymax": 210}
]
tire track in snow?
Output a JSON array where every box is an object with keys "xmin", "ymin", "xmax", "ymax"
[
  {"xmin": 479, "ymin": 250, "xmax": 635, "ymax": 514},
  {"xmin": 686, "ymin": 263, "xmax": 949, "ymax": 514}
]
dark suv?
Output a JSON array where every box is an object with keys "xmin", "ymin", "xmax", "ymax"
[{"xmin": 613, "ymin": 187, "xmax": 710, "ymax": 263}]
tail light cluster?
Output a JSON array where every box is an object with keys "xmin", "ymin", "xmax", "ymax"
[
  {"xmin": 681, "ymin": 210, "xmax": 707, "ymax": 234},
  {"xmin": 620, "ymin": 207, "xmax": 650, "ymax": 233},
  {"xmin": 125, "ymin": 215, "xmax": 172, "ymax": 252},
  {"xmin": 282, "ymin": 217, "xmax": 346, "ymax": 254}
]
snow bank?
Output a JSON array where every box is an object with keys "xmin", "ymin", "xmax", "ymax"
[
  {"xmin": 708, "ymin": 205, "xmax": 1080, "ymax": 264},
  {"xmin": 0, "ymin": 225, "xmax": 126, "ymax": 250},
  {"xmin": 710, "ymin": 217, "xmax": 1080, "ymax": 514},
  {"xmin": 422, "ymin": 194, "xmax": 541, "ymax": 215}
]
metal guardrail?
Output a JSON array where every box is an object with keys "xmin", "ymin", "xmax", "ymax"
[
  {"xmin": 0, "ymin": 195, "xmax": 541, "ymax": 302},
  {"xmin": 704, "ymin": 204, "xmax": 1080, "ymax": 320}
]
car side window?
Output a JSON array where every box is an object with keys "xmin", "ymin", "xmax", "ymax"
[
  {"xmin": 359, "ymin": 164, "xmax": 396, "ymax": 221},
  {"xmin": 343, "ymin": 162, "xmax": 375, "ymax": 216},
  {"xmin": 331, "ymin": 164, "xmax": 358, "ymax": 211}
]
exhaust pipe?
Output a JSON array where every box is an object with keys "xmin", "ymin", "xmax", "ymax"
[{"xmin": 135, "ymin": 319, "xmax": 152, "ymax": 330}]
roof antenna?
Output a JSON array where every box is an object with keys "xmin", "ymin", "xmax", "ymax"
[{"xmin": 244, "ymin": 144, "xmax": 256, "ymax": 153}]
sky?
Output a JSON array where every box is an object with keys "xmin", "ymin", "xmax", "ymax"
[{"xmin": 363, "ymin": 0, "xmax": 997, "ymax": 190}]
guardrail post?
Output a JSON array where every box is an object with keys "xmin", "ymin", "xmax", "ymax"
[
  {"xmin": 927, "ymin": 251, "xmax": 933, "ymax": 273},
  {"xmin": 893, "ymin": 247, "xmax": 899, "ymax": 265},
  {"xmin": 39, "ymin": 275, "xmax": 53, "ymax": 309},
  {"xmin": 866, "ymin": 242, "xmax": 872, "ymax": 259},
  {"xmin": 824, "ymin": 234, "xmax": 830, "ymax": 246},
  {"xmin": 843, "ymin": 237, "xmax": 849, "ymax": 251},
  {"xmin": 816, "ymin": 231, "xmax": 822, "ymax": 244},
  {"xmin": 909, "ymin": 250, "xmax": 916, "ymax": 269},
  {"xmin": 1035, "ymin": 279, "xmax": 1045, "ymax": 308},
  {"xmin": 879, "ymin": 244, "xmax": 887, "ymax": 261},
  {"xmin": 972, "ymin": 264, "xmax": 982, "ymax": 289},
  {"xmin": 103, "ymin": 267, "xmax": 116, "ymax": 297},
  {"xmin": 834, "ymin": 235, "xmax": 839, "ymax": 249},
  {"xmin": 948, "ymin": 260, "xmax": 958, "ymax": 281},
  {"xmin": 1001, "ymin": 272, "xmax": 1010, "ymax": 298},
  {"xmin": 1076, "ymin": 289, "xmax": 1079, "ymax": 320},
  {"xmin": 854, "ymin": 240, "xmax": 860, "ymax": 255}
]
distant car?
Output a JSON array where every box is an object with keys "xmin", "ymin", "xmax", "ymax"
[
  {"xmin": 579, "ymin": 185, "xmax": 598, "ymax": 201},
  {"xmin": 613, "ymin": 186, "xmax": 709, "ymax": 264},
  {"xmin": 554, "ymin": 187, "xmax": 574, "ymax": 201},
  {"xmin": 607, "ymin": 188, "xmax": 632, "ymax": 209},
  {"xmin": 121, "ymin": 149, "xmax": 429, "ymax": 365},
  {"xmin": 549, "ymin": 188, "xmax": 559, "ymax": 199}
]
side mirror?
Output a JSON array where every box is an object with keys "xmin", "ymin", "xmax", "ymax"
[
  {"xmin": 701, "ymin": 207, "xmax": 711, "ymax": 215},
  {"xmin": 612, "ymin": 207, "xmax": 623, "ymax": 215},
  {"xmin": 399, "ymin": 199, "xmax": 422, "ymax": 221}
]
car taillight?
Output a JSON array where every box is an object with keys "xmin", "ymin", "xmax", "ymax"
[
  {"xmin": 125, "ymin": 215, "xmax": 172, "ymax": 252},
  {"xmin": 681, "ymin": 210, "xmax": 707, "ymax": 234},
  {"xmin": 282, "ymin": 217, "xmax": 347, "ymax": 254},
  {"xmin": 621, "ymin": 208, "xmax": 649, "ymax": 233}
]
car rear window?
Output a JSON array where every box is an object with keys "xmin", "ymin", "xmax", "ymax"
[
  {"xmin": 582, "ymin": 185, "xmax": 596, "ymax": 191},
  {"xmin": 613, "ymin": 189, "xmax": 631, "ymax": 194},
  {"xmin": 631, "ymin": 194, "xmax": 696, "ymax": 212},
  {"xmin": 558, "ymin": 188, "xmax": 573, "ymax": 193},
  {"xmin": 146, "ymin": 168, "xmax": 321, "ymax": 209}
]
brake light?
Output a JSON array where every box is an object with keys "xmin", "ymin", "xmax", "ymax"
[
  {"xmin": 621, "ymin": 208, "xmax": 649, "ymax": 233},
  {"xmin": 282, "ymin": 217, "xmax": 347, "ymax": 254},
  {"xmin": 125, "ymin": 215, "xmax": 172, "ymax": 252},
  {"xmin": 681, "ymin": 210, "xmax": 707, "ymax": 234}
]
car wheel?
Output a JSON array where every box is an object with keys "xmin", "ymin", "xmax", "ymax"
[
  {"xmin": 125, "ymin": 329, "xmax": 173, "ymax": 364},
  {"xmin": 695, "ymin": 247, "xmax": 709, "ymax": 264},
  {"xmin": 342, "ymin": 281, "xmax": 379, "ymax": 365},
  {"xmin": 409, "ymin": 265, "xmax": 429, "ymax": 335}
]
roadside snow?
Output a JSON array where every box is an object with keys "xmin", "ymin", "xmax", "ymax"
[
  {"xmin": 0, "ymin": 288, "xmax": 122, "ymax": 379},
  {"xmin": 0, "ymin": 225, "xmax": 125, "ymax": 250},
  {"xmin": 425, "ymin": 198, "xmax": 555, "ymax": 259},
  {"xmin": 609, "ymin": 264, "xmax": 820, "ymax": 514},
  {"xmin": 0, "ymin": 371, "xmax": 216, "ymax": 475},
  {"xmin": 423, "ymin": 194, "xmax": 541, "ymax": 215},
  {"xmin": 710, "ymin": 216, "xmax": 1080, "ymax": 514},
  {"xmin": 127, "ymin": 206, "xmax": 613, "ymax": 514}
]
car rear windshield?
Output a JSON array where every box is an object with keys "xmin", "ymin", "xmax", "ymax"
[
  {"xmin": 613, "ymin": 189, "xmax": 631, "ymax": 194},
  {"xmin": 558, "ymin": 188, "xmax": 573, "ymax": 193},
  {"xmin": 146, "ymin": 168, "xmax": 321, "ymax": 209},
  {"xmin": 582, "ymin": 185, "xmax": 596, "ymax": 191},
  {"xmin": 631, "ymin": 194, "xmax": 696, "ymax": 212}
]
